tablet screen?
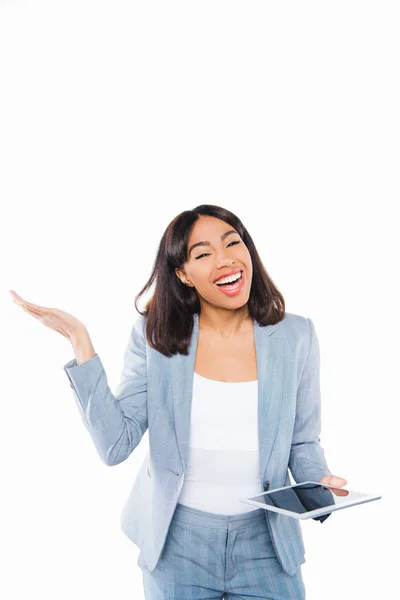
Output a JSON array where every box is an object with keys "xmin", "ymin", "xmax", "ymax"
[{"xmin": 248, "ymin": 482, "xmax": 352, "ymax": 518}]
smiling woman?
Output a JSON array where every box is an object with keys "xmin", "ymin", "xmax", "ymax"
[
  {"xmin": 10, "ymin": 200, "xmax": 342, "ymax": 599},
  {"xmin": 134, "ymin": 203, "xmax": 285, "ymax": 357}
]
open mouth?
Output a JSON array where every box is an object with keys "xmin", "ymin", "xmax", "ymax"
[
  {"xmin": 214, "ymin": 270, "xmax": 244, "ymax": 295},
  {"xmin": 215, "ymin": 271, "xmax": 243, "ymax": 286}
]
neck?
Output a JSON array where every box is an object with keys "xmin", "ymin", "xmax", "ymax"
[{"xmin": 198, "ymin": 305, "xmax": 251, "ymax": 338}]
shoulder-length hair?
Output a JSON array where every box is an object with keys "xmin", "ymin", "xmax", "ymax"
[{"xmin": 134, "ymin": 204, "xmax": 285, "ymax": 357}]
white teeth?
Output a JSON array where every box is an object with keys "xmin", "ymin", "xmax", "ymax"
[{"xmin": 215, "ymin": 272, "xmax": 242, "ymax": 285}]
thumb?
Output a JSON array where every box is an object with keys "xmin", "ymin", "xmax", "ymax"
[{"xmin": 318, "ymin": 474, "xmax": 348, "ymax": 487}]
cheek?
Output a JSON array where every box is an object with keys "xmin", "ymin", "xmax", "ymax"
[
  {"xmin": 195, "ymin": 262, "xmax": 211, "ymax": 278},
  {"xmin": 192, "ymin": 267, "xmax": 218, "ymax": 296},
  {"xmin": 187, "ymin": 265, "xmax": 211, "ymax": 291},
  {"xmin": 198, "ymin": 269, "xmax": 214, "ymax": 290},
  {"xmin": 239, "ymin": 247, "xmax": 252, "ymax": 268}
]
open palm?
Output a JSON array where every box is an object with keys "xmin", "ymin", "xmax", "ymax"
[{"xmin": 9, "ymin": 290, "xmax": 85, "ymax": 340}]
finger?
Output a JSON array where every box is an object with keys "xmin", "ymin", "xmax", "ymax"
[
  {"xmin": 11, "ymin": 291, "xmax": 48, "ymax": 313},
  {"xmin": 19, "ymin": 303, "xmax": 44, "ymax": 317},
  {"xmin": 20, "ymin": 304, "xmax": 48, "ymax": 322},
  {"xmin": 21, "ymin": 300, "xmax": 47, "ymax": 312},
  {"xmin": 333, "ymin": 476, "xmax": 348, "ymax": 486},
  {"xmin": 320, "ymin": 475, "xmax": 349, "ymax": 496},
  {"xmin": 332, "ymin": 488, "xmax": 349, "ymax": 497},
  {"xmin": 322, "ymin": 475, "xmax": 347, "ymax": 486},
  {"xmin": 10, "ymin": 291, "xmax": 26, "ymax": 304},
  {"xmin": 17, "ymin": 298, "xmax": 48, "ymax": 315},
  {"xmin": 20, "ymin": 305, "xmax": 43, "ymax": 318}
]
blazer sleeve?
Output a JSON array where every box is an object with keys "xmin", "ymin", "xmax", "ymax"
[
  {"xmin": 289, "ymin": 317, "xmax": 332, "ymax": 485},
  {"xmin": 63, "ymin": 314, "xmax": 148, "ymax": 466}
]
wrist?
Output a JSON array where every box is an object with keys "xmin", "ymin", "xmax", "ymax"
[{"xmin": 70, "ymin": 328, "xmax": 96, "ymax": 365}]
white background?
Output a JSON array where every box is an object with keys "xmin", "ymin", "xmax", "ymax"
[{"xmin": 1, "ymin": 1, "xmax": 399, "ymax": 598}]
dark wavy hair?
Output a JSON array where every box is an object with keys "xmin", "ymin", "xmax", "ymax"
[{"xmin": 134, "ymin": 204, "xmax": 285, "ymax": 357}]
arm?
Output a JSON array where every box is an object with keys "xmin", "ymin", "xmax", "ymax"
[
  {"xmin": 63, "ymin": 315, "xmax": 148, "ymax": 466},
  {"xmin": 289, "ymin": 317, "xmax": 332, "ymax": 485}
]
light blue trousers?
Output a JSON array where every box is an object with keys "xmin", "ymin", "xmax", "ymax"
[{"xmin": 137, "ymin": 502, "xmax": 306, "ymax": 600}]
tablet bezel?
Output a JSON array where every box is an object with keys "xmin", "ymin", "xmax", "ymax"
[{"xmin": 239, "ymin": 481, "xmax": 382, "ymax": 519}]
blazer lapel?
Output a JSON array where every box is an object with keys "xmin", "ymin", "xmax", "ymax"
[{"xmin": 169, "ymin": 312, "xmax": 285, "ymax": 484}]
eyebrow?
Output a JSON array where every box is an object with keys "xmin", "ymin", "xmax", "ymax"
[{"xmin": 188, "ymin": 229, "xmax": 239, "ymax": 257}]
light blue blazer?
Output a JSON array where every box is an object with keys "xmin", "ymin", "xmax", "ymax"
[{"xmin": 63, "ymin": 311, "xmax": 332, "ymax": 577}]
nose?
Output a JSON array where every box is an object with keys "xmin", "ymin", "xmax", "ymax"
[{"xmin": 216, "ymin": 257, "xmax": 235, "ymax": 268}]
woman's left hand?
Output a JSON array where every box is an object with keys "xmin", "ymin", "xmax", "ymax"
[{"xmin": 318, "ymin": 474, "xmax": 348, "ymax": 496}]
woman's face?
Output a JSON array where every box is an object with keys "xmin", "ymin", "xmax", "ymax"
[{"xmin": 175, "ymin": 215, "xmax": 253, "ymax": 309}]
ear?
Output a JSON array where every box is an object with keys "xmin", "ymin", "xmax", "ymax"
[{"xmin": 175, "ymin": 268, "xmax": 193, "ymax": 287}]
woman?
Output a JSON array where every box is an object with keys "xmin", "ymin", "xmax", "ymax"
[{"xmin": 10, "ymin": 204, "xmax": 346, "ymax": 600}]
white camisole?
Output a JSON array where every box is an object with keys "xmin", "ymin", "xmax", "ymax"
[{"xmin": 177, "ymin": 371, "xmax": 265, "ymax": 515}]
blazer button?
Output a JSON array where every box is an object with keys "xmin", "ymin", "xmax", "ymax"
[{"xmin": 264, "ymin": 480, "xmax": 270, "ymax": 491}]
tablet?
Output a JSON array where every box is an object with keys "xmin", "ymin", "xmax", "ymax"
[{"xmin": 239, "ymin": 481, "xmax": 382, "ymax": 520}]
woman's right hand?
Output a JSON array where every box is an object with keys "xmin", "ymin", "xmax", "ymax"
[{"xmin": 9, "ymin": 290, "xmax": 87, "ymax": 341}]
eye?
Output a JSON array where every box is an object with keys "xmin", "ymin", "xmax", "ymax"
[{"xmin": 195, "ymin": 240, "xmax": 240, "ymax": 259}]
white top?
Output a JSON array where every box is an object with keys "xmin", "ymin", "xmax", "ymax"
[{"xmin": 177, "ymin": 371, "xmax": 265, "ymax": 515}]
